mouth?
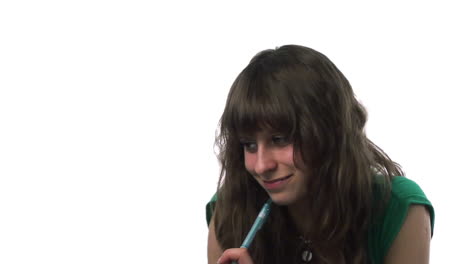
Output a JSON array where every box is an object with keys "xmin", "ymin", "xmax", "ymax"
[
  {"xmin": 263, "ymin": 175, "xmax": 293, "ymax": 184},
  {"xmin": 262, "ymin": 174, "xmax": 293, "ymax": 190}
]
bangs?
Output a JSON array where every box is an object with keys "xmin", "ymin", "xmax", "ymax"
[{"xmin": 222, "ymin": 68, "xmax": 298, "ymax": 139}]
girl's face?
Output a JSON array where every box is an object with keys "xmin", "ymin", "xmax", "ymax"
[{"xmin": 241, "ymin": 130, "xmax": 308, "ymax": 206}]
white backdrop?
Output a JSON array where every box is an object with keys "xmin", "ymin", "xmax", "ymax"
[{"xmin": 1, "ymin": 1, "xmax": 466, "ymax": 263}]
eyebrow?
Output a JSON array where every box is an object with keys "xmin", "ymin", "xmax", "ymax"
[{"xmin": 238, "ymin": 136, "xmax": 254, "ymax": 142}]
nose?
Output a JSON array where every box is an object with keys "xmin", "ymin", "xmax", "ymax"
[{"xmin": 254, "ymin": 145, "xmax": 277, "ymax": 175}]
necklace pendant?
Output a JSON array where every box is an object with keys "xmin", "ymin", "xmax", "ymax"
[
  {"xmin": 301, "ymin": 248, "xmax": 313, "ymax": 263},
  {"xmin": 297, "ymin": 236, "xmax": 313, "ymax": 264}
]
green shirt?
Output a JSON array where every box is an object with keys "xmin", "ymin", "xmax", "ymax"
[{"xmin": 205, "ymin": 176, "xmax": 435, "ymax": 264}]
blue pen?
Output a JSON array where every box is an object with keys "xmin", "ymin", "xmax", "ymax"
[{"xmin": 231, "ymin": 199, "xmax": 272, "ymax": 264}]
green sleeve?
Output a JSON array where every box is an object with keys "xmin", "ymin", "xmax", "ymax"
[
  {"xmin": 206, "ymin": 193, "xmax": 218, "ymax": 226},
  {"xmin": 368, "ymin": 177, "xmax": 435, "ymax": 264}
]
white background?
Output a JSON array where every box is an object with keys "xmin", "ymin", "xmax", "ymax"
[{"xmin": 1, "ymin": 1, "xmax": 466, "ymax": 263}]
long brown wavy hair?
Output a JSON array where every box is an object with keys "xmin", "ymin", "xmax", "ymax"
[{"xmin": 213, "ymin": 45, "xmax": 404, "ymax": 263}]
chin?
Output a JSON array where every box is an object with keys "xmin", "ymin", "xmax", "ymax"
[{"xmin": 268, "ymin": 193, "xmax": 297, "ymax": 206}]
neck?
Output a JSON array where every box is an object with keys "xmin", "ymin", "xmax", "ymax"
[{"xmin": 287, "ymin": 198, "xmax": 311, "ymax": 236}]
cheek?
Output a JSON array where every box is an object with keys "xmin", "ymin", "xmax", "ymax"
[
  {"xmin": 284, "ymin": 145, "xmax": 296, "ymax": 165},
  {"xmin": 243, "ymin": 152, "xmax": 256, "ymax": 174},
  {"xmin": 290, "ymin": 146, "xmax": 306, "ymax": 169},
  {"xmin": 292, "ymin": 151, "xmax": 305, "ymax": 168}
]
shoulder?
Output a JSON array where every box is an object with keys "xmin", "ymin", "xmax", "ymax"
[
  {"xmin": 206, "ymin": 193, "xmax": 218, "ymax": 226},
  {"xmin": 208, "ymin": 211, "xmax": 224, "ymax": 264},
  {"xmin": 388, "ymin": 176, "xmax": 435, "ymax": 236},
  {"xmin": 368, "ymin": 176, "xmax": 435, "ymax": 263},
  {"xmin": 390, "ymin": 176, "xmax": 429, "ymax": 201},
  {"xmin": 384, "ymin": 204, "xmax": 431, "ymax": 264}
]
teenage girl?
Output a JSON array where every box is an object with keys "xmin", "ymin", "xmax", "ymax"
[{"xmin": 207, "ymin": 45, "xmax": 434, "ymax": 264}]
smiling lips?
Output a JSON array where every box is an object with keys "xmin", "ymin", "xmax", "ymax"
[{"xmin": 262, "ymin": 174, "xmax": 293, "ymax": 190}]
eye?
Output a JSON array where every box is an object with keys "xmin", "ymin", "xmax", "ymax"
[
  {"xmin": 272, "ymin": 135, "xmax": 290, "ymax": 146},
  {"xmin": 240, "ymin": 141, "xmax": 257, "ymax": 153}
]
